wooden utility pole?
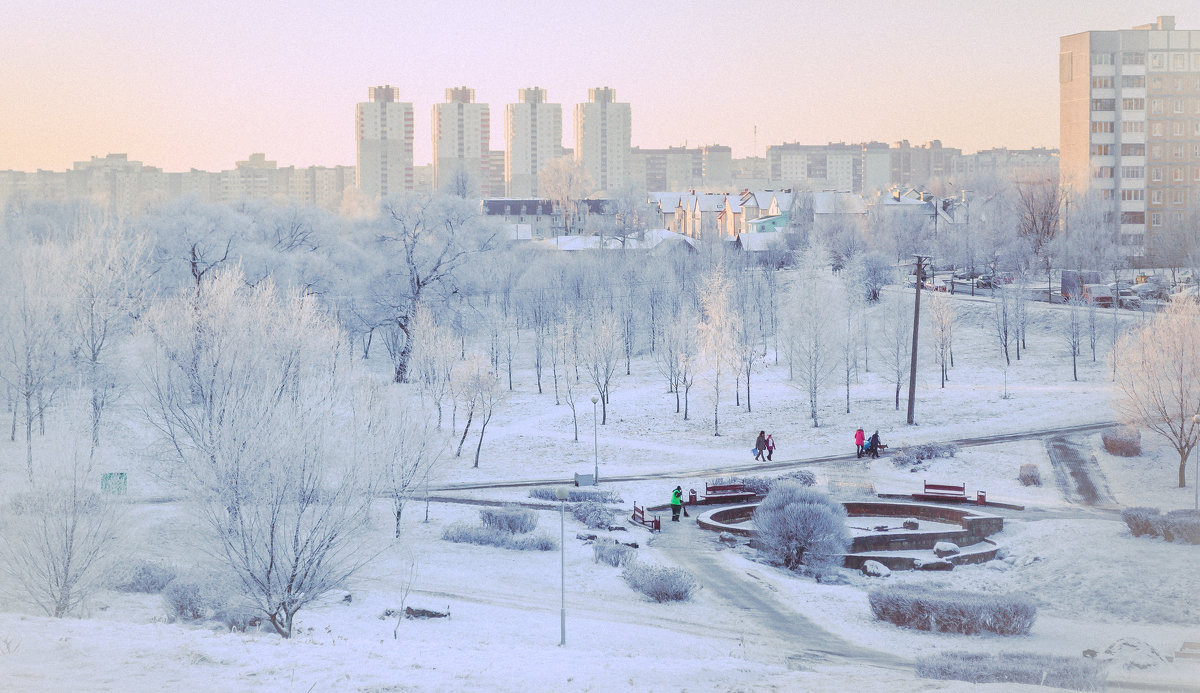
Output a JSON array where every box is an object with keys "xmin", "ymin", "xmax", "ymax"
[{"xmin": 907, "ymin": 255, "xmax": 928, "ymax": 425}]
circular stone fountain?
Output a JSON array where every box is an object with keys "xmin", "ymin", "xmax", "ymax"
[{"xmin": 697, "ymin": 500, "xmax": 1004, "ymax": 571}]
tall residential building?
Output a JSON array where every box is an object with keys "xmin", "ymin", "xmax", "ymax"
[
  {"xmin": 355, "ymin": 85, "xmax": 414, "ymax": 199},
  {"xmin": 574, "ymin": 87, "xmax": 631, "ymax": 192},
  {"xmin": 432, "ymin": 87, "xmax": 492, "ymax": 196},
  {"xmin": 505, "ymin": 87, "xmax": 562, "ymax": 197},
  {"xmin": 1060, "ymin": 16, "xmax": 1199, "ymax": 259}
]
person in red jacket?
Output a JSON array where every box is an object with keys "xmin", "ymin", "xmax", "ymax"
[{"xmin": 855, "ymin": 428, "xmax": 865, "ymax": 458}]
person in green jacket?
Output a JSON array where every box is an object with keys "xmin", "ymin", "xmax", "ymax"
[{"xmin": 671, "ymin": 486, "xmax": 684, "ymax": 521}]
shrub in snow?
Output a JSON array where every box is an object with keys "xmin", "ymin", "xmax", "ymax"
[
  {"xmin": 593, "ymin": 539, "xmax": 637, "ymax": 567},
  {"xmin": 479, "ymin": 506, "xmax": 538, "ymax": 534},
  {"xmin": 1102, "ymin": 427, "xmax": 1141, "ymax": 457},
  {"xmin": 868, "ymin": 585, "xmax": 1036, "ymax": 635},
  {"xmin": 1162, "ymin": 510, "xmax": 1200, "ymax": 544},
  {"xmin": 441, "ymin": 523, "xmax": 557, "ymax": 551},
  {"xmin": 893, "ymin": 442, "xmax": 958, "ymax": 468},
  {"xmin": 708, "ymin": 472, "xmax": 814, "ymax": 497},
  {"xmin": 1120, "ymin": 507, "xmax": 1161, "ymax": 537},
  {"xmin": 528, "ymin": 488, "xmax": 622, "ymax": 504},
  {"xmin": 753, "ymin": 483, "xmax": 850, "ymax": 576},
  {"xmin": 916, "ymin": 651, "xmax": 1106, "ymax": 690},
  {"xmin": 1018, "ymin": 464, "xmax": 1042, "ymax": 487},
  {"xmin": 163, "ymin": 573, "xmax": 235, "ymax": 622},
  {"xmin": 572, "ymin": 501, "xmax": 616, "ymax": 529},
  {"xmin": 113, "ymin": 559, "xmax": 177, "ymax": 594},
  {"xmin": 620, "ymin": 561, "xmax": 697, "ymax": 602}
]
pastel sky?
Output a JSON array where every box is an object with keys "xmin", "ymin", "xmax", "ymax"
[{"xmin": 2, "ymin": 1, "xmax": 1197, "ymax": 172}]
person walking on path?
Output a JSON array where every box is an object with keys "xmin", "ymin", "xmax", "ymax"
[
  {"xmin": 765, "ymin": 433, "xmax": 775, "ymax": 461},
  {"xmin": 855, "ymin": 428, "xmax": 865, "ymax": 458},
  {"xmin": 867, "ymin": 431, "xmax": 882, "ymax": 459},
  {"xmin": 754, "ymin": 431, "xmax": 767, "ymax": 461},
  {"xmin": 671, "ymin": 486, "xmax": 685, "ymax": 521}
]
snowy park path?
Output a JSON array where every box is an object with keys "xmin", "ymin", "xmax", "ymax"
[
  {"xmin": 1045, "ymin": 435, "xmax": 1119, "ymax": 507},
  {"xmin": 652, "ymin": 518, "xmax": 911, "ymax": 673}
]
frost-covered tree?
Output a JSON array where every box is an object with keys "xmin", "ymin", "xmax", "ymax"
[
  {"xmin": 583, "ymin": 310, "xmax": 621, "ymax": 425},
  {"xmin": 1064, "ymin": 297, "xmax": 1085, "ymax": 382},
  {"xmin": 927, "ymin": 293, "xmax": 955, "ymax": 388},
  {"xmin": 538, "ymin": 157, "xmax": 593, "ymax": 236},
  {"xmin": 879, "ymin": 293, "xmax": 913, "ymax": 411},
  {"xmin": 1113, "ymin": 299, "xmax": 1200, "ymax": 489},
  {"xmin": 409, "ymin": 305, "xmax": 456, "ymax": 429},
  {"xmin": 785, "ymin": 246, "xmax": 841, "ymax": 427},
  {"xmin": 753, "ymin": 483, "xmax": 850, "ymax": 576},
  {"xmin": 698, "ymin": 265, "xmax": 735, "ymax": 435},
  {"xmin": 140, "ymin": 268, "xmax": 374, "ymax": 638}
]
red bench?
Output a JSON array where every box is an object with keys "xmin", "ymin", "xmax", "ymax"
[
  {"xmin": 631, "ymin": 503, "xmax": 661, "ymax": 531},
  {"xmin": 922, "ymin": 481, "xmax": 966, "ymax": 498},
  {"xmin": 703, "ymin": 482, "xmax": 757, "ymax": 504}
]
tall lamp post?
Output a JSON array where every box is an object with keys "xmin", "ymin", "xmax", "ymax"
[
  {"xmin": 907, "ymin": 255, "xmax": 929, "ymax": 425},
  {"xmin": 1194, "ymin": 414, "xmax": 1199, "ymax": 511},
  {"xmin": 555, "ymin": 486, "xmax": 568, "ymax": 645},
  {"xmin": 591, "ymin": 396, "xmax": 600, "ymax": 485}
]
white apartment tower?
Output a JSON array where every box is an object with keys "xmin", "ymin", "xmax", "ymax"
[
  {"xmin": 356, "ymin": 85, "xmax": 414, "ymax": 199},
  {"xmin": 574, "ymin": 87, "xmax": 631, "ymax": 193},
  {"xmin": 432, "ymin": 87, "xmax": 492, "ymax": 196},
  {"xmin": 505, "ymin": 87, "xmax": 562, "ymax": 197},
  {"xmin": 1060, "ymin": 16, "xmax": 1200, "ymax": 260}
]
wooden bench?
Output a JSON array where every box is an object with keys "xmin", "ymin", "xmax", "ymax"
[
  {"xmin": 912, "ymin": 481, "xmax": 969, "ymax": 503},
  {"xmin": 631, "ymin": 503, "xmax": 661, "ymax": 531},
  {"xmin": 703, "ymin": 482, "xmax": 757, "ymax": 504}
]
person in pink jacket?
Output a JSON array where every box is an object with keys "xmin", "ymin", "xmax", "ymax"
[{"xmin": 855, "ymin": 428, "xmax": 865, "ymax": 458}]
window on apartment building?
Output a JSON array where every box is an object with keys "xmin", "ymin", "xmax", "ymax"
[
  {"xmin": 1151, "ymin": 53, "xmax": 1165, "ymax": 69},
  {"xmin": 1122, "ymin": 98, "xmax": 1145, "ymax": 110},
  {"xmin": 1174, "ymin": 54, "xmax": 1187, "ymax": 70},
  {"xmin": 1092, "ymin": 99, "xmax": 1116, "ymax": 111},
  {"xmin": 1121, "ymin": 121, "xmax": 1145, "ymax": 133},
  {"xmin": 1094, "ymin": 166, "xmax": 1114, "ymax": 179},
  {"xmin": 1173, "ymin": 78, "xmax": 1184, "ymax": 91},
  {"xmin": 1093, "ymin": 53, "xmax": 1113, "ymax": 65},
  {"xmin": 1195, "ymin": 144, "xmax": 1200, "ymax": 158},
  {"xmin": 1174, "ymin": 100, "xmax": 1185, "ymax": 114},
  {"xmin": 1120, "ymin": 144, "xmax": 1145, "ymax": 156},
  {"xmin": 1174, "ymin": 122, "xmax": 1185, "ymax": 136},
  {"xmin": 1151, "ymin": 189, "xmax": 1164, "ymax": 204},
  {"xmin": 1173, "ymin": 145, "xmax": 1184, "ymax": 159},
  {"xmin": 1122, "ymin": 52, "xmax": 1144, "ymax": 65},
  {"xmin": 1194, "ymin": 122, "xmax": 1200, "ymax": 136},
  {"xmin": 1151, "ymin": 77, "xmax": 1164, "ymax": 89},
  {"xmin": 1121, "ymin": 212, "xmax": 1145, "ymax": 225},
  {"xmin": 1173, "ymin": 167, "xmax": 1184, "ymax": 182},
  {"xmin": 1101, "ymin": 189, "xmax": 1115, "ymax": 200},
  {"xmin": 1151, "ymin": 167, "xmax": 1164, "ymax": 182},
  {"xmin": 1195, "ymin": 166, "xmax": 1200, "ymax": 182},
  {"xmin": 1121, "ymin": 75, "xmax": 1146, "ymax": 88},
  {"xmin": 1120, "ymin": 166, "xmax": 1144, "ymax": 178},
  {"xmin": 1092, "ymin": 144, "xmax": 1111, "ymax": 155},
  {"xmin": 1151, "ymin": 99, "xmax": 1164, "ymax": 114},
  {"xmin": 1092, "ymin": 121, "xmax": 1115, "ymax": 133},
  {"xmin": 1151, "ymin": 212, "xmax": 1163, "ymax": 227},
  {"xmin": 1194, "ymin": 53, "xmax": 1200, "ymax": 70},
  {"xmin": 1120, "ymin": 189, "xmax": 1145, "ymax": 201},
  {"xmin": 1091, "ymin": 76, "xmax": 1113, "ymax": 89},
  {"xmin": 1174, "ymin": 190, "xmax": 1186, "ymax": 205},
  {"xmin": 1150, "ymin": 144, "xmax": 1163, "ymax": 159},
  {"xmin": 1151, "ymin": 123, "xmax": 1164, "ymax": 136}
]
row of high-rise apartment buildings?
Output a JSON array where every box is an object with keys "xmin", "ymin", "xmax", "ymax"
[
  {"xmin": 0, "ymin": 153, "xmax": 356, "ymax": 216},
  {"xmin": 1061, "ymin": 15, "xmax": 1200, "ymax": 260},
  {"xmin": 356, "ymin": 85, "xmax": 633, "ymax": 199}
]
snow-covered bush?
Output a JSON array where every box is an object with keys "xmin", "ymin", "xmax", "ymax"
[
  {"xmin": 163, "ymin": 573, "xmax": 235, "ymax": 622},
  {"xmin": 709, "ymin": 472, "xmax": 815, "ymax": 497},
  {"xmin": 1102, "ymin": 427, "xmax": 1141, "ymax": 457},
  {"xmin": 868, "ymin": 585, "xmax": 1037, "ymax": 635},
  {"xmin": 441, "ymin": 523, "xmax": 557, "ymax": 551},
  {"xmin": 479, "ymin": 506, "xmax": 538, "ymax": 534},
  {"xmin": 571, "ymin": 501, "xmax": 615, "ymax": 529},
  {"xmin": 620, "ymin": 562, "xmax": 697, "ymax": 602},
  {"xmin": 1018, "ymin": 464, "xmax": 1041, "ymax": 487},
  {"xmin": 892, "ymin": 442, "xmax": 959, "ymax": 468},
  {"xmin": 916, "ymin": 651, "xmax": 1106, "ymax": 690},
  {"xmin": 1121, "ymin": 507, "xmax": 1161, "ymax": 537},
  {"xmin": 753, "ymin": 483, "xmax": 849, "ymax": 575},
  {"xmin": 112, "ymin": 560, "xmax": 177, "ymax": 593},
  {"xmin": 1162, "ymin": 510, "xmax": 1200, "ymax": 544},
  {"xmin": 528, "ymin": 488, "xmax": 622, "ymax": 504},
  {"xmin": 593, "ymin": 539, "xmax": 636, "ymax": 567}
]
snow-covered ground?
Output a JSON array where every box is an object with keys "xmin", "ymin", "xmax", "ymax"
[{"xmin": 2, "ymin": 290, "xmax": 1197, "ymax": 691}]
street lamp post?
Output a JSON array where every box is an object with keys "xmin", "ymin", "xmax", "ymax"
[
  {"xmin": 555, "ymin": 486, "xmax": 568, "ymax": 645},
  {"xmin": 907, "ymin": 255, "xmax": 929, "ymax": 425},
  {"xmin": 591, "ymin": 396, "xmax": 600, "ymax": 485},
  {"xmin": 1194, "ymin": 414, "xmax": 1199, "ymax": 511}
]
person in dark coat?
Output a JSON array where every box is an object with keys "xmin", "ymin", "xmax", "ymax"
[
  {"xmin": 754, "ymin": 431, "xmax": 767, "ymax": 461},
  {"xmin": 867, "ymin": 431, "xmax": 882, "ymax": 458}
]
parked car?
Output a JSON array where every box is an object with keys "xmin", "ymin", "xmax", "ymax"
[
  {"xmin": 923, "ymin": 277, "xmax": 948, "ymax": 292},
  {"xmin": 1129, "ymin": 282, "xmax": 1168, "ymax": 301},
  {"xmin": 1082, "ymin": 283, "xmax": 1139, "ymax": 308}
]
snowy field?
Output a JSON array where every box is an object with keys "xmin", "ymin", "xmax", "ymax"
[{"xmin": 2, "ymin": 290, "xmax": 1198, "ymax": 691}]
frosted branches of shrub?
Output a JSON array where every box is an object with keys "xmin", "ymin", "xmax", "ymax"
[
  {"xmin": 916, "ymin": 652, "xmax": 1106, "ymax": 691},
  {"xmin": 620, "ymin": 562, "xmax": 697, "ymax": 602},
  {"xmin": 112, "ymin": 560, "xmax": 177, "ymax": 593},
  {"xmin": 1162, "ymin": 510, "xmax": 1200, "ymax": 544},
  {"xmin": 1018, "ymin": 464, "xmax": 1042, "ymax": 487},
  {"xmin": 1121, "ymin": 507, "xmax": 1161, "ymax": 537},
  {"xmin": 593, "ymin": 539, "xmax": 637, "ymax": 567},
  {"xmin": 571, "ymin": 502, "xmax": 615, "ymax": 529},
  {"xmin": 479, "ymin": 506, "xmax": 538, "ymax": 534},
  {"xmin": 710, "ymin": 471, "xmax": 815, "ymax": 497},
  {"xmin": 753, "ymin": 483, "xmax": 849, "ymax": 575},
  {"xmin": 441, "ymin": 523, "xmax": 557, "ymax": 551},
  {"xmin": 528, "ymin": 488, "xmax": 622, "ymax": 504},
  {"xmin": 868, "ymin": 585, "xmax": 1037, "ymax": 635},
  {"xmin": 1101, "ymin": 427, "xmax": 1141, "ymax": 457},
  {"xmin": 892, "ymin": 442, "xmax": 959, "ymax": 468}
]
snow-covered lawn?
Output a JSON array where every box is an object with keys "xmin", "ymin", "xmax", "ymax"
[{"xmin": 2, "ymin": 291, "xmax": 1197, "ymax": 690}]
